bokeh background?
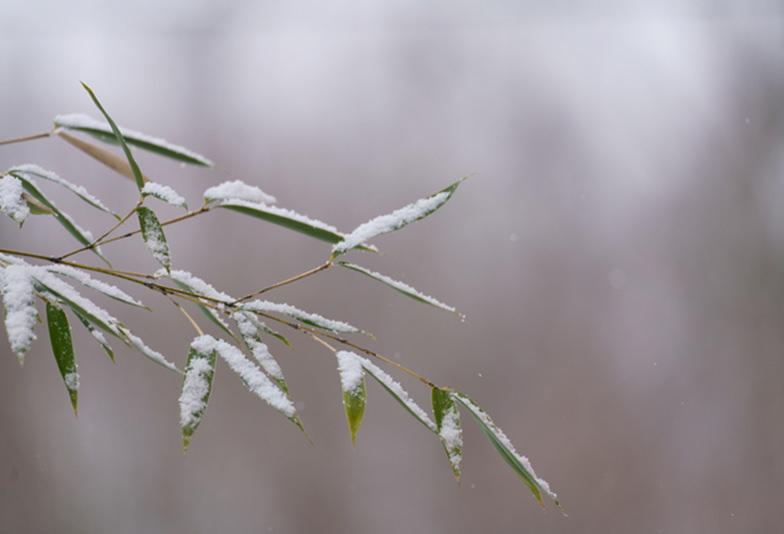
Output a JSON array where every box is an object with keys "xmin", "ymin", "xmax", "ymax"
[{"xmin": 1, "ymin": 2, "xmax": 783, "ymax": 532}]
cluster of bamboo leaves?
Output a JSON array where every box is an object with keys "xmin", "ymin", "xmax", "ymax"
[{"xmin": 0, "ymin": 83, "xmax": 559, "ymax": 508}]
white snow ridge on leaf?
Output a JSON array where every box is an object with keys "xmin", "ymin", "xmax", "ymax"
[
  {"xmin": 336, "ymin": 351, "xmax": 364, "ymax": 394},
  {"xmin": 9, "ymin": 164, "xmax": 114, "ymax": 215},
  {"xmin": 1, "ymin": 265, "xmax": 38, "ymax": 361},
  {"xmin": 0, "ymin": 175, "xmax": 30, "ymax": 225},
  {"xmin": 142, "ymin": 182, "xmax": 187, "ymax": 209},
  {"xmin": 203, "ymin": 180, "xmax": 276, "ymax": 205},
  {"xmin": 180, "ymin": 337, "xmax": 217, "ymax": 437},
  {"xmin": 242, "ymin": 300, "xmax": 358, "ymax": 334}
]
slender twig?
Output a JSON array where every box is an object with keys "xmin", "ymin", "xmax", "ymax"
[
  {"xmin": 97, "ymin": 205, "xmax": 210, "ymax": 248},
  {"xmin": 234, "ymin": 260, "xmax": 333, "ymax": 303},
  {"xmin": 0, "ymin": 131, "xmax": 51, "ymax": 147},
  {"xmin": 170, "ymin": 298, "xmax": 204, "ymax": 336},
  {"xmin": 57, "ymin": 200, "xmax": 142, "ymax": 260},
  {"xmin": 309, "ymin": 333, "xmax": 337, "ymax": 353}
]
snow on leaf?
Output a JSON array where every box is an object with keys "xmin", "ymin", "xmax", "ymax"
[
  {"xmin": 157, "ymin": 269, "xmax": 234, "ymax": 337},
  {"xmin": 120, "ymin": 328, "xmax": 179, "ymax": 372},
  {"xmin": 180, "ymin": 338, "xmax": 218, "ymax": 449},
  {"xmin": 0, "ymin": 175, "xmax": 30, "ymax": 225},
  {"xmin": 336, "ymin": 351, "xmax": 367, "ymax": 444},
  {"xmin": 204, "ymin": 180, "xmax": 276, "ymax": 205},
  {"xmin": 142, "ymin": 182, "xmax": 188, "ymax": 210},
  {"xmin": 45, "ymin": 302, "xmax": 79, "ymax": 414},
  {"xmin": 54, "ymin": 113, "xmax": 213, "ymax": 167},
  {"xmin": 137, "ymin": 206, "xmax": 171, "ymax": 271},
  {"xmin": 45, "ymin": 264, "xmax": 146, "ymax": 308},
  {"xmin": 72, "ymin": 309, "xmax": 115, "ymax": 362},
  {"xmin": 332, "ymin": 178, "xmax": 464, "ymax": 256},
  {"xmin": 1, "ymin": 265, "xmax": 38, "ymax": 361},
  {"xmin": 432, "ymin": 388, "xmax": 463, "ymax": 480},
  {"xmin": 233, "ymin": 312, "xmax": 288, "ymax": 392},
  {"xmin": 241, "ymin": 300, "xmax": 358, "ymax": 334}
]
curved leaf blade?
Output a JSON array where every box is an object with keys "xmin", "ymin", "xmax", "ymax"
[
  {"xmin": 72, "ymin": 308, "xmax": 115, "ymax": 362},
  {"xmin": 56, "ymin": 131, "xmax": 148, "ymax": 184},
  {"xmin": 432, "ymin": 388, "xmax": 463, "ymax": 481},
  {"xmin": 45, "ymin": 302, "xmax": 79, "ymax": 414},
  {"xmin": 137, "ymin": 206, "xmax": 171, "ymax": 271},
  {"xmin": 180, "ymin": 341, "xmax": 218, "ymax": 450}
]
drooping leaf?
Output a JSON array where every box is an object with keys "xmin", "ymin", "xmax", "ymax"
[
  {"xmin": 336, "ymin": 351, "xmax": 367, "ymax": 445},
  {"xmin": 72, "ymin": 308, "xmax": 115, "ymax": 362},
  {"xmin": 180, "ymin": 340, "xmax": 218, "ymax": 449},
  {"xmin": 452, "ymin": 392, "xmax": 559, "ymax": 507},
  {"xmin": 214, "ymin": 200, "xmax": 377, "ymax": 252},
  {"xmin": 137, "ymin": 206, "xmax": 171, "ymax": 271},
  {"xmin": 54, "ymin": 113, "xmax": 213, "ymax": 167},
  {"xmin": 56, "ymin": 131, "xmax": 149, "ymax": 184},
  {"xmin": 337, "ymin": 262, "xmax": 457, "ymax": 314},
  {"xmin": 8, "ymin": 172, "xmax": 108, "ymax": 264},
  {"xmin": 9, "ymin": 164, "xmax": 118, "ymax": 218},
  {"xmin": 233, "ymin": 312, "xmax": 290, "ymax": 393},
  {"xmin": 79, "ymin": 83, "xmax": 146, "ymax": 190},
  {"xmin": 332, "ymin": 177, "xmax": 465, "ymax": 256},
  {"xmin": 432, "ymin": 387, "xmax": 463, "ymax": 480},
  {"xmin": 45, "ymin": 302, "xmax": 79, "ymax": 414}
]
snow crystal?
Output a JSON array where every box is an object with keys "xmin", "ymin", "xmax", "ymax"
[
  {"xmin": 232, "ymin": 312, "xmax": 284, "ymax": 380},
  {"xmin": 0, "ymin": 175, "xmax": 30, "ymax": 224},
  {"xmin": 10, "ymin": 164, "xmax": 113, "ymax": 213},
  {"xmin": 54, "ymin": 113, "xmax": 213, "ymax": 166},
  {"xmin": 142, "ymin": 182, "xmax": 187, "ymax": 209},
  {"xmin": 336, "ymin": 351, "xmax": 364, "ymax": 393},
  {"xmin": 333, "ymin": 191, "xmax": 450, "ymax": 254},
  {"xmin": 160, "ymin": 269, "xmax": 232, "ymax": 302},
  {"xmin": 140, "ymin": 214, "xmax": 169, "ymax": 268},
  {"xmin": 1, "ymin": 265, "xmax": 38, "ymax": 359},
  {"xmin": 340, "ymin": 263, "xmax": 455, "ymax": 312},
  {"xmin": 359, "ymin": 356, "xmax": 436, "ymax": 431},
  {"xmin": 242, "ymin": 300, "xmax": 358, "ymax": 333},
  {"xmin": 45, "ymin": 264, "xmax": 144, "ymax": 307},
  {"xmin": 454, "ymin": 392, "xmax": 557, "ymax": 502},
  {"xmin": 204, "ymin": 180, "xmax": 276, "ymax": 205},
  {"xmin": 121, "ymin": 329, "xmax": 178, "ymax": 372},
  {"xmin": 179, "ymin": 348, "xmax": 214, "ymax": 429},
  {"xmin": 64, "ymin": 371, "xmax": 80, "ymax": 391},
  {"xmin": 438, "ymin": 394, "xmax": 463, "ymax": 472}
]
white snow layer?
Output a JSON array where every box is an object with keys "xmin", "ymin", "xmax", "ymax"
[
  {"xmin": 160, "ymin": 269, "xmax": 232, "ymax": 302},
  {"xmin": 45, "ymin": 264, "xmax": 145, "ymax": 307},
  {"xmin": 142, "ymin": 182, "xmax": 187, "ymax": 208},
  {"xmin": 333, "ymin": 191, "xmax": 450, "ymax": 254},
  {"xmin": 242, "ymin": 300, "xmax": 358, "ymax": 333},
  {"xmin": 64, "ymin": 371, "xmax": 80, "ymax": 391},
  {"xmin": 1, "ymin": 265, "xmax": 38, "ymax": 359},
  {"xmin": 438, "ymin": 394, "xmax": 463, "ymax": 472},
  {"xmin": 232, "ymin": 312, "xmax": 285, "ymax": 380},
  {"xmin": 54, "ymin": 113, "xmax": 213, "ymax": 166},
  {"xmin": 204, "ymin": 180, "xmax": 276, "ymax": 205},
  {"xmin": 454, "ymin": 392, "xmax": 557, "ymax": 502},
  {"xmin": 0, "ymin": 175, "xmax": 30, "ymax": 224},
  {"xmin": 10, "ymin": 164, "xmax": 113, "ymax": 213},
  {"xmin": 336, "ymin": 351, "xmax": 364, "ymax": 393},
  {"xmin": 179, "ymin": 349, "xmax": 214, "ymax": 429},
  {"xmin": 121, "ymin": 328, "xmax": 178, "ymax": 372},
  {"xmin": 341, "ymin": 263, "xmax": 455, "ymax": 312}
]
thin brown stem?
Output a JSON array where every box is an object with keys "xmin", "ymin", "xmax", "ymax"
[
  {"xmin": 234, "ymin": 260, "xmax": 333, "ymax": 303},
  {"xmin": 57, "ymin": 200, "xmax": 142, "ymax": 260},
  {"xmin": 170, "ymin": 298, "xmax": 204, "ymax": 336},
  {"xmin": 98, "ymin": 205, "xmax": 210, "ymax": 248},
  {"xmin": 0, "ymin": 131, "xmax": 51, "ymax": 147}
]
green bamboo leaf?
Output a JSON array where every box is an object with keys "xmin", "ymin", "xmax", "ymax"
[
  {"xmin": 214, "ymin": 201, "xmax": 377, "ymax": 252},
  {"xmin": 137, "ymin": 206, "xmax": 171, "ymax": 271},
  {"xmin": 180, "ymin": 340, "xmax": 218, "ymax": 450},
  {"xmin": 45, "ymin": 264, "xmax": 147, "ymax": 309},
  {"xmin": 332, "ymin": 177, "xmax": 466, "ymax": 256},
  {"xmin": 336, "ymin": 351, "xmax": 367, "ymax": 445},
  {"xmin": 54, "ymin": 113, "xmax": 213, "ymax": 167},
  {"xmin": 72, "ymin": 308, "xmax": 115, "ymax": 362},
  {"xmin": 0, "ymin": 175, "xmax": 30, "ymax": 225},
  {"xmin": 79, "ymin": 83, "xmax": 146, "ymax": 190},
  {"xmin": 233, "ymin": 312, "xmax": 290, "ymax": 393},
  {"xmin": 337, "ymin": 262, "xmax": 458, "ymax": 314},
  {"xmin": 452, "ymin": 392, "xmax": 559, "ymax": 507},
  {"xmin": 45, "ymin": 302, "xmax": 79, "ymax": 414},
  {"xmin": 141, "ymin": 182, "xmax": 188, "ymax": 210},
  {"xmin": 432, "ymin": 388, "xmax": 463, "ymax": 480},
  {"xmin": 9, "ymin": 172, "xmax": 109, "ymax": 264}
]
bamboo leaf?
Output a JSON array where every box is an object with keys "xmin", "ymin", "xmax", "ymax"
[
  {"xmin": 72, "ymin": 308, "xmax": 115, "ymax": 362},
  {"xmin": 452, "ymin": 392, "xmax": 559, "ymax": 507},
  {"xmin": 332, "ymin": 178, "xmax": 465, "ymax": 256},
  {"xmin": 54, "ymin": 113, "xmax": 213, "ymax": 167},
  {"xmin": 180, "ymin": 340, "xmax": 218, "ymax": 450},
  {"xmin": 337, "ymin": 262, "xmax": 457, "ymax": 314},
  {"xmin": 336, "ymin": 351, "xmax": 367, "ymax": 445},
  {"xmin": 45, "ymin": 265, "xmax": 147, "ymax": 309},
  {"xmin": 137, "ymin": 206, "xmax": 171, "ymax": 271},
  {"xmin": 23, "ymin": 192, "xmax": 54, "ymax": 215},
  {"xmin": 432, "ymin": 388, "xmax": 463, "ymax": 480},
  {"xmin": 56, "ymin": 131, "xmax": 149, "ymax": 184},
  {"xmin": 1, "ymin": 264, "xmax": 38, "ymax": 362},
  {"xmin": 45, "ymin": 302, "xmax": 79, "ymax": 414},
  {"xmin": 79, "ymin": 82, "xmax": 146, "ymax": 190},
  {"xmin": 0, "ymin": 175, "xmax": 30, "ymax": 225},
  {"xmin": 141, "ymin": 182, "xmax": 188, "ymax": 210},
  {"xmin": 233, "ymin": 312, "xmax": 290, "ymax": 393},
  {"xmin": 214, "ymin": 200, "xmax": 377, "ymax": 252}
]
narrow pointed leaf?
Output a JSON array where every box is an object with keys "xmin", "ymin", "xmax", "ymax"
[
  {"xmin": 80, "ymin": 83, "xmax": 146, "ymax": 189},
  {"xmin": 214, "ymin": 200, "xmax": 377, "ymax": 252},
  {"xmin": 338, "ymin": 262, "xmax": 457, "ymax": 314},
  {"xmin": 233, "ymin": 312, "xmax": 290, "ymax": 393},
  {"xmin": 336, "ymin": 351, "xmax": 367, "ymax": 445},
  {"xmin": 45, "ymin": 302, "xmax": 79, "ymax": 414},
  {"xmin": 137, "ymin": 206, "xmax": 171, "ymax": 271},
  {"xmin": 180, "ymin": 340, "xmax": 218, "ymax": 449},
  {"xmin": 453, "ymin": 392, "xmax": 558, "ymax": 506},
  {"xmin": 432, "ymin": 388, "xmax": 463, "ymax": 480},
  {"xmin": 57, "ymin": 131, "xmax": 149, "ymax": 184},
  {"xmin": 120, "ymin": 327, "xmax": 179, "ymax": 372},
  {"xmin": 332, "ymin": 178, "xmax": 465, "ymax": 256},
  {"xmin": 242, "ymin": 300, "xmax": 359, "ymax": 334},
  {"xmin": 54, "ymin": 113, "xmax": 213, "ymax": 167},
  {"xmin": 45, "ymin": 265, "xmax": 146, "ymax": 309},
  {"xmin": 72, "ymin": 308, "xmax": 115, "ymax": 362}
]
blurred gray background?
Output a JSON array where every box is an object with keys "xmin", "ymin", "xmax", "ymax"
[{"xmin": 1, "ymin": 1, "xmax": 783, "ymax": 532}]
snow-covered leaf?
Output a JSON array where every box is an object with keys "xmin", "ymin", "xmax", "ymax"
[
  {"xmin": 54, "ymin": 113, "xmax": 213, "ymax": 167},
  {"xmin": 432, "ymin": 388, "xmax": 463, "ymax": 481},
  {"xmin": 453, "ymin": 391, "xmax": 559, "ymax": 507},
  {"xmin": 8, "ymin": 171, "xmax": 108, "ymax": 264},
  {"xmin": 332, "ymin": 178, "xmax": 465, "ymax": 256},
  {"xmin": 142, "ymin": 182, "xmax": 188, "ymax": 210},
  {"xmin": 45, "ymin": 264, "xmax": 146, "ymax": 309},
  {"xmin": 45, "ymin": 302, "xmax": 79, "ymax": 414},
  {"xmin": 0, "ymin": 175, "xmax": 30, "ymax": 225},
  {"xmin": 204, "ymin": 180, "xmax": 275, "ymax": 205},
  {"xmin": 1, "ymin": 265, "xmax": 38, "ymax": 362},
  {"xmin": 338, "ymin": 262, "xmax": 457, "ymax": 314},
  {"xmin": 72, "ymin": 308, "xmax": 115, "ymax": 362},
  {"xmin": 336, "ymin": 351, "xmax": 366, "ymax": 445},
  {"xmin": 120, "ymin": 327, "xmax": 178, "ymax": 372},
  {"xmin": 180, "ymin": 339, "xmax": 217, "ymax": 449},
  {"xmin": 158, "ymin": 269, "xmax": 235, "ymax": 339},
  {"xmin": 137, "ymin": 206, "xmax": 171, "ymax": 271},
  {"xmin": 214, "ymin": 200, "xmax": 377, "ymax": 252},
  {"xmin": 242, "ymin": 300, "xmax": 358, "ymax": 334},
  {"xmin": 233, "ymin": 312, "xmax": 290, "ymax": 393},
  {"xmin": 79, "ymin": 83, "xmax": 146, "ymax": 190},
  {"xmin": 9, "ymin": 164, "xmax": 118, "ymax": 218}
]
